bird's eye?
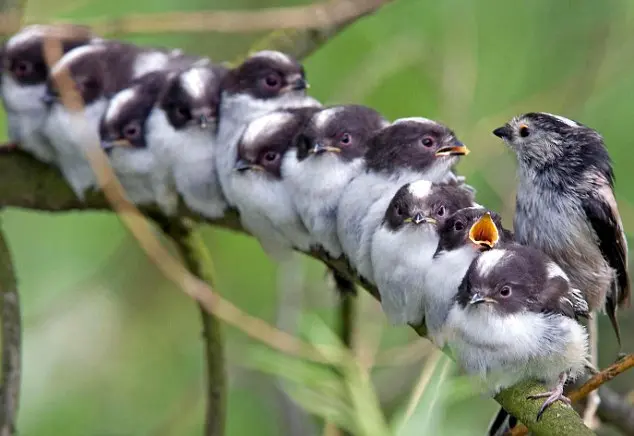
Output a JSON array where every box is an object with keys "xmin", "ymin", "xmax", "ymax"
[
  {"xmin": 263, "ymin": 151, "xmax": 279, "ymax": 162},
  {"xmin": 454, "ymin": 220, "xmax": 464, "ymax": 231},
  {"xmin": 436, "ymin": 205, "xmax": 446, "ymax": 217},
  {"xmin": 394, "ymin": 205, "xmax": 403, "ymax": 216},
  {"xmin": 12, "ymin": 60, "xmax": 33, "ymax": 77},
  {"xmin": 123, "ymin": 123, "xmax": 141, "ymax": 140},
  {"xmin": 340, "ymin": 133, "xmax": 352, "ymax": 145},
  {"xmin": 172, "ymin": 105, "xmax": 191, "ymax": 121},
  {"xmin": 519, "ymin": 125, "xmax": 530, "ymax": 138},
  {"xmin": 263, "ymin": 73, "xmax": 281, "ymax": 89},
  {"xmin": 421, "ymin": 136, "xmax": 434, "ymax": 147},
  {"xmin": 499, "ymin": 286, "xmax": 512, "ymax": 297}
]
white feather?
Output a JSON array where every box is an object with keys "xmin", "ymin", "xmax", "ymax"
[
  {"xmin": 540, "ymin": 112, "xmax": 579, "ymax": 128},
  {"xmin": 475, "ymin": 249, "xmax": 508, "ymax": 278},
  {"xmin": 180, "ymin": 67, "xmax": 212, "ymax": 100},
  {"xmin": 132, "ymin": 51, "xmax": 168, "ymax": 78},
  {"xmin": 251, "ymin": 50, "xmax": 293, "ymax": 65},
  {"xmin": 371, "ymin": 223, "xmax": 439, "ymax": 324},
  {"xmin": 282, "ymin": 148, "xmax": 363, "ymax": 257}
]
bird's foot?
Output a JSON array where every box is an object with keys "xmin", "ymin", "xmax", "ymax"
[{"xmin": 527, "ymin": 373, "xmax": 570, "ymax": 421}]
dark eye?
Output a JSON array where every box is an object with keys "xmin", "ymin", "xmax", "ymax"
[
  {"xmin": 340, "ymin": 133, "xmax": 352, "ymax": 145},
  {"xmin": 436, "ymin": 205, "xmax": 446, "ymax": 217},
  {"xmin": 519, "ymin": 126, "xmax": 530, "ymax": 137},
  {"xmin": 263, "ymin": 73, "xmax": 281, "ymax": 89},
  {"xmin": 171, "ymin": 105, "xmax": 190, "ymax": 121},
  {"xmin": 264, "ymin": 151, "xmax": 279, "ymax": 162},
  {"xmin": 421, "ymin": 136, "xmax": 435, "ymax": 147},
  {"xmin": 395, "ymin": 205, "xmax": 403, "ymax": 216},
  {"xmin": 123, "ymin": 123, "xmax": 141, "ymax": 140},
  {"xmin": 13, "ymin": 60, "xmax": 33, "ymax": 77},
  {"xmin": 500, "ymin": 286, "xmax": 512, "ymax": 297},
  {"xmin": 454, "ymin": 220, "xmax": 464, "ymax": 231}
]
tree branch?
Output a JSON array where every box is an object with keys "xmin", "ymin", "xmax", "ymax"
[
  {"xmin": 162, "ymin": 219, "xmax": 226, "ymax": 436},
  {"xmin": 0, "ymin": 150, "xmax": 595, "ymax": 435},
  {"xmin": 0, "ymin": 0, "xmax": 394, "ymax": 37},
  {"xmin": 0, "ymin": 218, "xmax": 20, "ymax": 436}
]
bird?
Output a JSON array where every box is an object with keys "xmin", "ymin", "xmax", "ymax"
[
  {"xmin": 493, "ymin": 112, "xmax": 630, "ymax": 424},
  {"xmin": 370, "ymin": 179, "xmax": 474, "ymax": 325},
  {"xmin": 215, "ymin": 50, "xmax": 321, "ymax": 207},
  {"xmin": 337, "ymin": 117, "xmax": 470, "ymax": 281},
  {"xmin": 99, "ymin": 70, "xmax": 175, "ymax": 213},
  {"xmin": 144, "ymin": 61, "xmax": 229, "ymax": 218},
  {"xmin": 0, "ymin": 24, "xmax": 97, "ymax": 162},
  {"xmin": 424, "ymin": 208, "xmax": 513, "ymax": 345},
  {"xmin": 43, "ymin": 40, "xmax": 197, "ymax": 199},
  {"xmin": 281, "ymin": 104, "xmax": 389, "ymax": 258},
  {"xmin": 445, "ymin": 244, "xmax": 590, "ymax": 422},
  {"xmin": 228, "ymin": 107, "xmax": 320, "ymax": 259}
]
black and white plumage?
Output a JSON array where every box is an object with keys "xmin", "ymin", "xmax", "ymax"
[
  {"xmin": 0, "ymin": 24, "xmax": 97, "ymax": 162},
  {"xmin": 445, "ymin": 245, "xmax": 589, "ymax": 420},
  {"xmin": 143, "ymin": 61, "xmax": 229, "ymax": 218},
  {"xmin": 370, "ymin": 180, "xmax": 474, "ymax": 325},
  {"xmin": 337, "ymin": 117, "xmax": 470, "ymax": 281},
  {"xmin": 423, "ymin": 208, "xmax": 513, "ymax": 345},
  {"xmin": 229, "ymin": 107, "xmax": 319, "ymax": 259},
  {"xmin": 493, "ymin": 112, "xmax": 630, "ymax": 344},
  {"xmin": 215, "ymin": 50, "xmax": 321, "ymax": 207},
  {"xmin": 43, "ymin": 40, "xmax": 195, "ymax": 199},
  {"xmin": 281, "ymin": 104, "xmax": 389, "ymax": 258},
  {"xmin": 99, "ymin": 71, "xmax": 174, "ymax": 213}
]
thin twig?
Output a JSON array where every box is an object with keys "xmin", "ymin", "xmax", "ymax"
[
  {"xmin": 0, "ymin": 219, "xmax": 20, "ymax": 436},
  {"xmin": 0, "ymin": 0, "xmax": 393, "ymax": 36},
  {"xmin": 569, "ymin": 354, "xmax": 634, "ymax": 403},
  {"xmin": 162, "ymin": 219, "xmax": 226, "ymax": 436}
]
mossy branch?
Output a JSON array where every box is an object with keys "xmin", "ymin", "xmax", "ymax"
[
  {"xmin": 0, "ymin": 150, "xmax": 595, "ymax": 436},
  {"xmin": 0, "ymin": 218, "xmax": 20, "ymax": 436}
]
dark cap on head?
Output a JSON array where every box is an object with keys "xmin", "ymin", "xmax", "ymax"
[
  {"xmin": 365, "ymin": 118, "xmax": 469, "ymax": 173},
  {"xmin": 222, "ymin": 50, "xmax": 307, "ymax": 99},
  {"xmin": 296, "ymin": 104, "xmax": 387, "ymax": 161},
  {"xmin": 383, "ymin": 180, "xmax": 474, "ymax": 231}
]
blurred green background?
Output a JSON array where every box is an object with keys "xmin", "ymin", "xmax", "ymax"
[{"xmin": 2, "ymin": 0, "xmax": 634, "ymax": 434}]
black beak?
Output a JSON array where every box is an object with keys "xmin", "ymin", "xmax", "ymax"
[
  {"xmin": 469, "ymin": 292, "xmax": 486, "ymax": 306},
  {"xmin": 291, "ymin": 78, "xmax": 308, "ymax": 91},
  {"xmin": 493, "ymin": 125, "xmax": 512, "ymax": 140},
  {"xmin": 101, "ymin": 141, "xmax": 114, "ymax": 155},
  {"xmin": 234, "ymin": 159, "xmax": 252, "ymax": 172},
  {"xmin": 41, "ymin": 93, "xmax": 57, "ymax": 105},
  {"xmin": 412, "ymin": 212, "xmax": 425, "ymax": 224}
]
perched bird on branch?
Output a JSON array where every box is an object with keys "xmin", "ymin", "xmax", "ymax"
[
  {"xmin": 494, "ymin": 112, "xmax": 631, "ymax": 424},
  {"xmin": 215, "ymin": 50, "xmax": 321, "ymax": 208},
  {"xmin": 446, "ymin": 244, "xmax": 590, "ymax": 421},
  {"xmin": 0, "ymin": 24, "xmax": 97, "ymax": 163},
  {"xmin": 144, "ymin": 61, "xmax": 229, "ymax": 218},
  {"xmin": 424, "ymin": 208, "xmax": 513, "ymax": 345},
  {"xmin": 337, "ymin": 117, "xmax": 471, "ymax": 282},
  {"xmin": 99, "ymin": 70, "xmax": 173, "ymax": 212},
  {"xmin": 229, "ymin": 107, "xmax": 319, "ymax": 259},
  {"xmin": 370, "ymin": 180, "xmax": 474, "ymax": 325},
  {"xmin": 282, "ymin": 104, "xmax": 388, "ymax": 258}
]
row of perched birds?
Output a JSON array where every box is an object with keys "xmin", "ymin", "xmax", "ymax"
[{"xmin": 1, "ymin": 25, "xmax": 630, "ymax": 432}]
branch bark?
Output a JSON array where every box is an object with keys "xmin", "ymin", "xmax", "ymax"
[
  {"xmin": 162, "ymin": 219, "xmax": 226, "ymax": 436},
  {"xmin": 0, "ymin": 218, "xmax": 20, "ymax": 436},
  {"xmin": 0, "ymin": 150, "xmax": 595, "ymax": 436}
]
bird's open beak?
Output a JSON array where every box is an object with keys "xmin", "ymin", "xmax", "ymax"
[
  {"xmin": 309, "ymin": 143, "xmax": 341, "ymax": 155},
  {"xmin": 404, "ymin": 213, "xmax": 438, "ymax": 225},
  {"xmin": 435, "ymin": 139, "xmax": 470, "ymax": 156},
  {"xmin": 468, "ymin": 212, "xmax": 500, "ymax": 250},
  {"xmin": 493, "ymin": 125, "xmax": 512, "ymax": 140},
  {"xmin": 101, "ymin": 139, "xmax": 132, "ymax": 154},
  {"xmin": 469, "ymin": 292, "xmax": 496, "ymax": 306},
  {"xmin": 234, "ymin": 159, "xmax": 263, "ymax": 172}
]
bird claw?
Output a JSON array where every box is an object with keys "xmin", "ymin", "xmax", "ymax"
[{"xmin": 527, "ymin": 388, "xmax": 571, "ymax": 421}]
